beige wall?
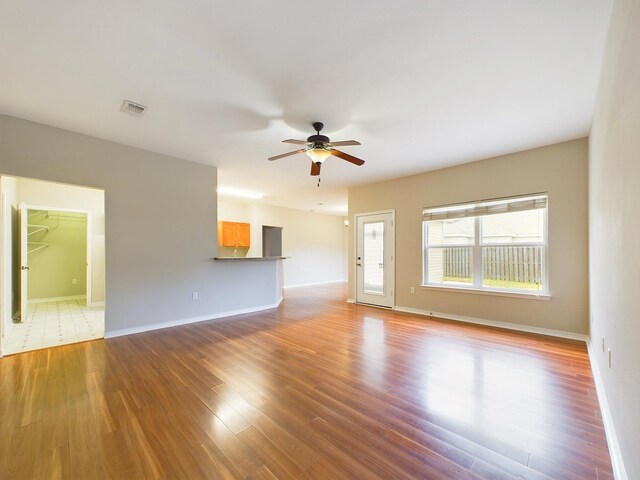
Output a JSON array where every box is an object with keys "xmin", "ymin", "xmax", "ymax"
[
  {"xmin": 589, "ymin": 0, "xmax": 639, "ymax": 477},
  {"xmin": 349, "ymin": 138, "xmax": 589, "ymax": 334},
  {"xmin": 0, "ymin": 114, "xmax": 280, "ymax": 337},
  {"xmin": 219, "ymin": 200, "xmax": 347, "ymax": 287},
  {"xmin": 16, "ymin": 177, "xmax": 105, "ymax": 303}
]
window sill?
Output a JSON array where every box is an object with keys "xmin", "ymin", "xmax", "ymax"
[{"xmin": 420, "ymin": 284, "xmax": 550, "ymax": 300}]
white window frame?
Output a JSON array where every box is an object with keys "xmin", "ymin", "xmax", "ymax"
[{"xmin": 422, "ymin": 194, "xmax": 549, "ymax": 298}]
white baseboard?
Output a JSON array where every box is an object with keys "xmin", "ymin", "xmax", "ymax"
[
  {"xmin": 394, "ymin": 305, "xmax": 588, "ymax": 342},
  {"xmin": 587, "ymin": 340, "xmax": 628, "ymax": 480},
  {"xmin": 104, "ymin": 301, "xmax": 281, "ymax": 339},
  {"xmin": 346, "ymin": 298, "xmax": 355, "ymax": 304},
  {"xmin": 284, "ymin": 279, "xmax": 346, "ymax": 289},
  {"xmin": 91, "ymin": 301, "xmax": 105, "ymax": 308},
  {"xmin": 28, "ymin": 295, "xmax": 86, "ymax": 304}
]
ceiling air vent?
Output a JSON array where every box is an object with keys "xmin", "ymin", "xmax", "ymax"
[{"xmin": 121, "ymin": 100, "xmax": 147, "ymax": 117}]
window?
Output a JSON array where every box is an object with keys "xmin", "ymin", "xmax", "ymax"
[{"xmin": 423, "ymin": 194, "xmax": 548, "ymax": 295}]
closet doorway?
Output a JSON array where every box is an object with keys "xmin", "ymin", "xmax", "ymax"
[
  {"xmin": 0, "ymin": 176, "xmax": 105, "ymax": 355},
  {"xmin": 20, "ymin": 205, "xmax": 92, "ymax": 321}
]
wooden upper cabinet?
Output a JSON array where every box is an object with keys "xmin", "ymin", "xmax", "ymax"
[
  {"xmin": 235, "ymin": 222, "xmax": 250, "ymax": 247},
  {"xmin": 218, "ymin": 221, "xmax": 250, "ymax": 248},
  {"xmin": 218, "ymin": 221, "xmax": 235, "ymax": 247}
]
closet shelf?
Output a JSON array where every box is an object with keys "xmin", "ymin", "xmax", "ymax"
[
  {"xmin": 27, "ymin": 224, "xmax": 50, "ymax": 236},
  {"xmin": 27, "ymin": 242, "xmax": 50, "ymax": 254}
]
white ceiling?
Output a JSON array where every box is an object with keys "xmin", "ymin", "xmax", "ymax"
[{"xmin": 0, "ymin": 1, "xmax": 612, "ymax": 215}]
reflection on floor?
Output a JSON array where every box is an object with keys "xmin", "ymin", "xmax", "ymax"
[{"xmin": 3, "ymin": 299, "xmax": 104, "ymax": 354}]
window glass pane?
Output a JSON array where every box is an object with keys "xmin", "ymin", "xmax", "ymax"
[
  {"xmin": 481, "ymin": 209, "xmax": 543, "ymax": 244},
  {"xmin": 423, "ymin": 194, "xmax": 547, "ymax": 293},
  {"xmin": 363, "ymin": 221, "xmax": 384, "ymax": 294},
  {"xmin": 482, "ymin": 246, "xmax": 542, "ymax": 291},
  {"xmin": 428, "ymin": 247, "xmax": 472, "ymax": 285},
  {"xmin": 427, "ymin": 218, "xmax": 474, "ymax": 245}
]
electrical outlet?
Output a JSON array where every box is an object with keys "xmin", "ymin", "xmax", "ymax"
[
  {"xmin": 608, "ymin": 348, "xmax": 612, "ymax": 368},
  {"xmin": 72, "ymin": 278, "xmax": 77, "ymax": 284},
  {"xmin": 192, "ymin": 292, "xmax": 198, "ymax": 300},
  {"xmin": 410, "ymin": 287, "xmax": 415, "ymax": 294}
]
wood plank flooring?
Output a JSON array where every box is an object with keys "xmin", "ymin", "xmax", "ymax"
[{"xmin": 0, "ymin": 283, "xmax": 613, "ymax": 479}]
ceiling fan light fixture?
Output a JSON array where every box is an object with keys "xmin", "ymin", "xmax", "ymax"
[{"xmin": 306, "ymin": 147, "xmax": 332, "ymax": 164}]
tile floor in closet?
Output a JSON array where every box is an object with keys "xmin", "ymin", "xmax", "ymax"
[{"xmin": 3, "ymin": 299, "xmax": 104, "ymax": 354}]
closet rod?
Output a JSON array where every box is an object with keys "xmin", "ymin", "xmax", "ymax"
[
  {"xmin": 28, "ymin": 210, "xmax": 86, "ymax": 220},
  {"xmin": 28, "ymin": 210, "xmax": 47, "ymax": 217}
]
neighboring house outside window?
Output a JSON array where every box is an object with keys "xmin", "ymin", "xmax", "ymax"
[{"xmin": 422, "ymin": 194, "xmax": 548, "ymax": 295}]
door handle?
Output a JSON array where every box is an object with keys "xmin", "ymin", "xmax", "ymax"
[{"xmin": 21, "ymin": 266, "xmax": 29, "ymax": 271}]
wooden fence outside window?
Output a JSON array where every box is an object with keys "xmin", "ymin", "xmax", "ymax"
[{"xmin": 444, "ymin": 245, "xmax": 542, "ymax": 283}]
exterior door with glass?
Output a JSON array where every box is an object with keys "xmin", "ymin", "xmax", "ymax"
[{"xmin": 355, "ymin": 211, "xmax": 395, "ymax": 307}]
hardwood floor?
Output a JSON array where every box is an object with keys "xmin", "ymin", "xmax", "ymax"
[{"xmin": 0, "ymin": 283, "xmax": 612, "ymax": 479}]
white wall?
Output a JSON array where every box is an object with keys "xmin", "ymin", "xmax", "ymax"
[
  {"xmin": 219, "ymin": 200, "xmax": 347, "ymax": 287},
  {"xmin": 0, "ymin": 114, "xmax": 281, "ymax": 338},
  {"xmin": 0, "ymin": 176, "xmax": 19, "ymax": 342},
  {"xmin": 349, "ymin": 138, "xmax": 589, "ymax": 335},
  {"xmin": 589, "ymin": 0, "xmax": 639, "ymax": 477},
  {"xmin": 16, "ymin": 177, "xmax": 105, "ymax": 303}
]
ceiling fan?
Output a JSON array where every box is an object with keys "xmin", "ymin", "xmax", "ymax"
[{"xmin": 268, "ymin": 122, "xmax": 365, "ymax": 177}]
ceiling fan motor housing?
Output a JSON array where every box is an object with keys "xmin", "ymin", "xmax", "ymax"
[{"xmin": 306, "ymin": 134, "xmax": 330, "ymax": 145}]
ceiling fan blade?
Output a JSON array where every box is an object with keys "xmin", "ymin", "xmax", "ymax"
[
  {"xmin": 282, "ymin": 139, "xmax": 310, "ymax": 145},
  {"xmin": 310, "ymin": 161, "xmax": 321, "ymax": 176},
  {"xmin": 268, "ymin": 149, "xmax": 307, "ymax": 161},
  {"xmin": 326, "ymin": 140, "xmax": 361, "ymax": 147},
  {"xmin": 330, "ymin": 149, "xmax": 365, "ymax": 166}
]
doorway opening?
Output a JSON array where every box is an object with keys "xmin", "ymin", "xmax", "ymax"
[
  {"xmin": 262, "ymin": 225, "xmax": 283, "ymax": 257},
  {"xmin": 0, "ymin": 175, "xmax": 105, "ymax": 355}
]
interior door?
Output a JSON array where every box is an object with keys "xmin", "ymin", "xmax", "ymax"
[
  {"xmin": 19, "ymin": 202, "xmax": 28, "ymax": 322},
  {"xmin": 86, "ymin": 212, "xmax": 92, "ymax": 307},
  {"xmin": 0, "ymin": 191, "xmax": 5, "ymax": 343},
  {"xmin": 356, "ymin": 211, "xmax": 395, "ymax": 308}
]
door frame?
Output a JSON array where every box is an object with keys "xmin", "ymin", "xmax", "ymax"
[
  {"xmin": 354, "ymin": 209, "xmax": 395, "ymax": 308},
  {"xmin": 20, "ymin": 204, "xmax": 93, "ymax": 315},
  {"xmin": 0, "ymin": 191, "xmax": 6, "ymax": 352}
]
